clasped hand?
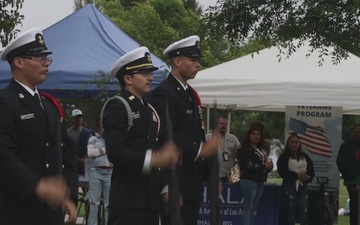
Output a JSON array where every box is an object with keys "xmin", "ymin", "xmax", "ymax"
[{"xmin": 35, "ymin": 175, "xmax": 77, "ymax": 223}]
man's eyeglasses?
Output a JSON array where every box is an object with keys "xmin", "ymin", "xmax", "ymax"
[
  {"xmin": 19, "ymin": 55, "xmax": 53, "ymax": 66},
  {"xmin": 127, "ymin": 70, "xmax": 154, "ymax": 77}
]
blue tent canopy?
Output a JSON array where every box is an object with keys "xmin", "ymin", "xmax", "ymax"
[{"xmin": 0, "ymin": 4, "xmax": 169, "ymax": 98}]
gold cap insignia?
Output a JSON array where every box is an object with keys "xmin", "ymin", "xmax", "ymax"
[
  {"xmin": 145, "ymin": 52, "xmax": 152, "ymax": 63},
  {"xmin": 36, "ymin": 33, "xmax": 44, "ymax": 45},
  {"xmin": 196, "ymin": 41, "xmax": 200, "ymax": 50}
]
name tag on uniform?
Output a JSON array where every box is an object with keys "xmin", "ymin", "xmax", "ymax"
[
  {"xmin": 132, "ymin": 112, "xmax": 141, "ymax": 119},
  {"xmin": 186, "ymin": 110, "xmax": 193, "ymax": 115},
  {"xmin": 20, "ymin": 113, "xmax": 35, "ymax": 120}
]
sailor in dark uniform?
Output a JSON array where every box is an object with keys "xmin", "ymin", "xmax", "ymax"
[
  {"xmin": 0, "ymin": 28, "xmax": 78, "ymax": 225},
  {"xmin": 101, "ymin": 46, "xmax": 178, "ymax": 225},
  {"xmin": 150, "ymin": 35, "xmax": 221, "ymax": 225}
]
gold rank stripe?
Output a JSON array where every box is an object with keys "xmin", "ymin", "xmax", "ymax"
[{"xmin": 126, "ymin": 63, "xmax": 154, "ymax": 70}]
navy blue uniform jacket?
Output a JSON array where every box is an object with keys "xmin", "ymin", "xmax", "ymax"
[
  {"xmin": 150, "ymin": 74, "xmax": 206, "ymax": 202},
  {"xmin": 102, "ymin": 89, "xmax": 165, "ymax": 209},
  {"xmin": 0, "ymin": 79, "xmax": 77, "ymax": 225}
]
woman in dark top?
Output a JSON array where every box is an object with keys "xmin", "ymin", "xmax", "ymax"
[
  {"xmin": 277, "ymin": 133, "xmax": 315, "ymax": 225},
  {"xmin": 238, "ymin": 126, "xmax": 273, "ymax": 225}
]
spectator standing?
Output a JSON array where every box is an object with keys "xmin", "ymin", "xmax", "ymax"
[
  {"xmin": 337, "ymin": 124, "xmax": 360, "ymax": 225},
  {"xmin": 249, "ymin": 121, "xmax": 271, "ymax": 156},
  {"xmin": 206, "ymin": 115, "xmax": 240, "ymax": 182},
  {"xmin": 87, "ymin": 119, "xmax": 112, "ymax": 225},
  {"xmin": 277, "ymin": 133, "xmax": 314, "ymax": 225},
  {"xmin": 0, "ymin": 28, "xmax": 77, "ymax": 225},
  {"xmin": 238, "ymin": 126, "xmax": 273, "ymax": 225},
  {"xmin": 67, "ymin": 108, "xmax": 93, "ymax": 175}
]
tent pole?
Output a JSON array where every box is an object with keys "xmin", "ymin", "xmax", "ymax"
[
  {"xmin": 207, "ymin": 106, "xmax": 210, "ymax": 133},
  {"xmin": 227, "ymin": 111, "xmax": 231, "ymax": 133}
]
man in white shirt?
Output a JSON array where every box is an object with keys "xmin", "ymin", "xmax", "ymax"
[{"xmin": 206, "ymin": 115, "xmax": 240, "ymax": 182}]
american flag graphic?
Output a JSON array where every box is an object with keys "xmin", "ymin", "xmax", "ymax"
[{"xmin": 288, "ymin": 117, "xmax": 332, "ymax": 158}]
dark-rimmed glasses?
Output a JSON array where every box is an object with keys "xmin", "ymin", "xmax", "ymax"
[
  {"xmin": 127, "ymin": 70, "xmax": 154, "ymax": 77},
  {"xmin": 19, "ymin": 55, "xmax": 53, "ymax": 66}
]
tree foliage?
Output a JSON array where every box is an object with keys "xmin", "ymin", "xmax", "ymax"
[
  {"xmin": 71, "ymin": 0, "xmax": 360, "ymax": 142},
  {"xmin": 119, "ymin": 0, "xmax": 146, "ymax": 9},
  {"xmin": 182, "ymin": 0, "xmax": 203, "ymax": 14},
  {"xmin": 73, "ymin": 0, "xmax": 95, "ymax": 11},
  {"xmin": 96, "ymin": 0, "xmax": 264, "ymax": 67},
  {"xmin": 61, "ymin": 97, "xmax": 104, "ymax": 130},
  {"xmin": 205, "ymin": 0, "xmax": 360, "ymax": 64},
  {"xmin": 0, "ymin": 0, "xmax": 24, "ymax": 46}
]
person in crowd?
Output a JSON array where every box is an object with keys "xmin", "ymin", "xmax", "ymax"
[
  {"xmin": 336, "ymin": 124, "xmax": 360, "ymax": 225},
  {"xmin": 150, "ymin": 35, "xmax": 221, "ymax": 225},
  {"xmin": 338, "ymin": 198, "xmax": 350, "ymax": 216},
  {"xmin": 238, "ymin": 126, "xmax": 273, "ymax": 225},
  {"xmin": 67, "ymin": 108, "xmax": 93, "ymax": 175},
  {"xmin": 277, "ymin": 133, "xmax": 314, "ymax": 225},
  {"xmin": 87, "ymin": 118, "xmax": 112, "ymax": 225},
  {"xmin": 0, "ymin": 28, "xmax": 77, "ymax": 225},
  {"xmin": 102, "ymin": 46, "xmax": 179, "ymax": 225},
  {"xmin": 206, "ymin": 115, "xmax": 240, "ymax": 183},
  {"xmin": 344, "ymin": 198, "xmax": 350, "ymax": 215},
  {"xmin": 249, "ymin": 121, "xmax": 271, "ymax": 155},
  {"xmin": 249, "ymin": 121, "xmax": 272, "ymax": 183}
]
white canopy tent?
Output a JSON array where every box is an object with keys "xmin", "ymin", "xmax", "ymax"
[{"xmin": 189, "ymin": 44, "xmax": 360, "ymax": 115}]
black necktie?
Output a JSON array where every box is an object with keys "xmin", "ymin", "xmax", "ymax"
[
  {"xmin": 186, "ymin": 88, "xmax": 193, "ymax": 102},
  {"xmin": 34, "ymin": 93, "xmax": 44, "ymax": 110}
]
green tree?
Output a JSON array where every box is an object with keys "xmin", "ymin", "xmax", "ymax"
[
  {"xmin": 150, "ymin": 0, "xmax": 202, "ymax": 42},
  {"xmin": 98, "ymin": 0, "xmax": 179, "ymax": 58},
  {"xmin": 0, "ymin": 0, "xmax": 24, "ymax": 46},
  {"xmin": 342, "ymin": 115, "xmax": 360, "ymax": 141},
  {"xmin": 119, "ymin": 0, "xmax": 146, "ymax": 8},
  {"xmin": 97, "ymin": 0, "xmax": 253, "ymax": 67},
  {"xmin": 182, "ymin": 0, "xmax": 203, "ymax": 14},
  {"xmin": 73, "ymin": 0, "xmax": 95, "ymax": 11},
  {"xmin": 205, "ymin": 0, "xmax": 360, "ymax": 64},
  {"xmin": 203, "ymin": 108, "xmax": 285, "ymax": 142},
  {"xmin": 61, "ymin": 98, "xmax": 104, "ymax": 130}
]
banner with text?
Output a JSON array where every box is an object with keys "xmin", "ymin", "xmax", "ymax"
[
  {"xmin": 285, "ymin": 106, "xmax": 341, "ymax": 190},
  {"xmin": 198, "ymin": 183, "xmax": 281, "ymax": 225}
]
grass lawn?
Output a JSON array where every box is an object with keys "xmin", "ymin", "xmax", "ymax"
[{"xmin": 268, "ymin": 177, "xmax": 350, "ymax": 225}]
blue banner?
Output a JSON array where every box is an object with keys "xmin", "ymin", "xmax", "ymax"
[{"xmin": 198, "ymin": 183, "xmax": 282, "ymax": 225}]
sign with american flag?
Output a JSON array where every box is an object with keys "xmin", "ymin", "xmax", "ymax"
[
  {"xmin": 288, "ymin": 117, "xmax": 332, "ymax": 158},
  {"xmin": 285, "ymin": 106, "xmax": 342, "ymax": 194}
]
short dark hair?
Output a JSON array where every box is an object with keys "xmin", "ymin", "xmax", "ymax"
[
  {"xmin": 116, "ymin": 73, "xmax": 126, "ymax": 87},
  {"xmin": 218, "ymin": 115, "xmax": 227, "ymax": 120}
]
